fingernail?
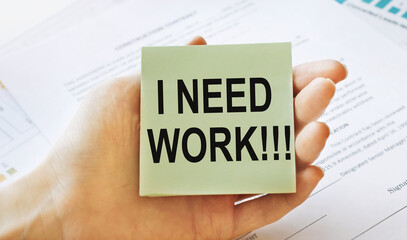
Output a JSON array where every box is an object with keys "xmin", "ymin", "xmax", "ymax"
[
  {"xmin": 316, "ymin": 166, "xmax": 325, "ymax": 178},
  {"xmin": 343, "ymin": 64, "xmax": 348, "ymax": 78},
  {"xmin": 324, "ymin": 77, "xmax": 335, "ymax": 85}
]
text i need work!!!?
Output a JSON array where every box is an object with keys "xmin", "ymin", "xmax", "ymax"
[{"xmin": 150, "ymin": 77, "xmax": 292, "ymax": 163}]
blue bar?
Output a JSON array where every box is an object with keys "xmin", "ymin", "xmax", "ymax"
[
  {"xmin": 336, "ymin": 0, "xmax": 347, "ymax": 4},
  {"xmin": 375, "ymin": 0, "xmax": 392, "ymax": 9},
  {"xmin": 362, "ymin": 0, "xmax": 374, "ymax": 3},
  {"xmin": 402, "ymin": 12, "xmax": 407, "ymax": 19},
  {"xmin": 389, "ymin": 7, "xmax": 400, "ymax": 14}
]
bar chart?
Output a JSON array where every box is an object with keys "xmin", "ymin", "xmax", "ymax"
[
  {"xmin": 0, "ymin": 167, "xmax": 17, "ymax": 183},
  {"xmin": 0, "ymin": 174, "xmax": 6, "ymax": 183},
  {"xmin": 335, "ymin": 0, "xmax": 407, "ymax": 52},
  {"xmin": 336, "ymin": 0, "xmax": 407, "ymax": 19}
]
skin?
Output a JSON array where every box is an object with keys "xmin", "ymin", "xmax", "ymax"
[{"xmin": 0, "ymin": 36, "xmax": 347, "ymax": 240}]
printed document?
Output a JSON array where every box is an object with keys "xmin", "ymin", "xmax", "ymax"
[{"xmin": 0, "ymin": 0, "xmax": 406, "ymax": 239}]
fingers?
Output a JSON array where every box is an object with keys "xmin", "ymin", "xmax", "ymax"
[
  {"xmin": 235, "ymin": 122, "xmax": 327, "ymax": 201},
  {"xmin": 187, "ymin": 36, "xmax": 207, "ymax": 45},
  {"xmin": 232, "ymin": 166, "xmax": 324, "ymax": 237},
  {"xmin": 294, "ymin": 77, "xmax": 335, "ymax": 133},
  {"xmin": 295, "ymin": 122, "xmax": 330, "ymax": 169},
  {"xmin": 293, "ymin": 60, "xmax": 347, "ymax": 96},
  {"xmin": 236, "ymin": 122, "xmax": 328, "ymax": 199}
]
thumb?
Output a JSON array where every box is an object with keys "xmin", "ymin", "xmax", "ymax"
[{"xmin": 187, "ymin": 36, "xmax": 207, "ymax": 45}]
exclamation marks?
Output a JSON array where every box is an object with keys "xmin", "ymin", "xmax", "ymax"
[
  {"xmin": 271, "ymin": 126, "xmax": 291, "ymax": 160},
  {"xmin": 248, "ymin": 126, "xmax": 292, "ymax": 161},
  {"xmin": 261, "ymin": 126, "xmax": 267, "ymax": 160},
  {"xmin": 285, "ymin": 125, "xmax": 291, "ymax": 160},
  {"xmin": 273, "ymin": 126, "xmax": 279, "ymax": 160}
]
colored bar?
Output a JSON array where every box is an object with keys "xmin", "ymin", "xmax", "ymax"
[
  {"xmin": 336, "ymin": 0, "xmax": 347, "ymax": 4},
  {"xmin": 389, "ymin": 7, "xmax": 400, "ymax": 14},
  {"xmin": 376, "ymin": 0, "xmax": 392, "ymax": 9},
  {"xmin": 403, "ymin": 12, "xmax": 407, "ymax": 19},
  {"xmin": 6, "ymin": 168, "xmax": 17, "ymax": 175},
  {"xmin": 362, "ymin": 0, "xmax": 374, "ymax": 3},
  {"xmin": 0, "ymin": 174, "xmax": 6, "ymax": 183}
]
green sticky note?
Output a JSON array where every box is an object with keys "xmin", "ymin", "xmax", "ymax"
[{"xmin": 140, "ymin": 43, "xmax": 295, "ymax": 196}]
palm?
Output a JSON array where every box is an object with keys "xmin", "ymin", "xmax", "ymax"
[{"xmin": 49, "ymin": 37, "xmax": 347, "ymax": 240}]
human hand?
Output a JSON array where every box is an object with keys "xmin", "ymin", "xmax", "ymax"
[{"xmin": 0, "ymin": 36, "xmax": 347, "ymax": 240}]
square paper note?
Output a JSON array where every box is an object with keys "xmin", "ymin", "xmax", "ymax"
[{"xmin": 140, "ymin": 43, "xmax": 295, "ymax": 196}]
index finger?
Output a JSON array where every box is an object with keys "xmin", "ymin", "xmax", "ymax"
[{"xmin": 293, "ymin": 59, "xmax": 347, "ymax": 96}]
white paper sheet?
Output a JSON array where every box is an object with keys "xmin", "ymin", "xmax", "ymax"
[
  {"xmin": 0, "ymin": 0, "xmax": 407, "ymax": 239},
  {"xmin": 0, "ymin": 0, "xmax": 132, "ymax": 56},
  {"xmin": 0, "ymin": 0, "xmax": 76, "ymax": 46},
  {"xmin": 336, "ymin": 0, "xmax": 407, "ymax": 51}
]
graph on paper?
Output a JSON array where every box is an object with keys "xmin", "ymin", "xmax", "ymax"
[
  {"xmin": 0, "ymin": 85, "xmax": 48, "ymax": 186},
  {"xmin": 337, "ymin": 0, "xmax": 407, "ymax": 19},
  {"xmin": 335, "ymin": 0, "xmax": 407, "ymax": 51}
]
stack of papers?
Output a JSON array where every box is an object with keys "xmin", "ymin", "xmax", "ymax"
[{"xmin": 0, "ymin": 0, "xmax": 406, "ymax": 239}]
